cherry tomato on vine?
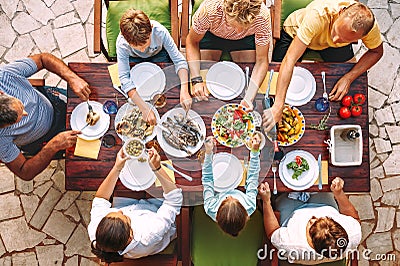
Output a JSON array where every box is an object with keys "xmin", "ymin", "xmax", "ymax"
[
  {"xmin": 341, "ymin": 95, "xmax": 353, "ymax": 107},
  {"xmin": 353, "ymin": 93, "xmax": 366, "ymax": 105},
  {"xmin": 351, "ymin": 105, "xmax": 362, "ymax": 117},
  {"xmin": 339, "ymin": 106, "xmax": 351, "ymax": 119}
]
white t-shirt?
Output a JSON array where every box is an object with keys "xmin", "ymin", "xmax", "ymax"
[{"xmin": 271, "ymin": 205, "xmax": 361, "ymax": 265}]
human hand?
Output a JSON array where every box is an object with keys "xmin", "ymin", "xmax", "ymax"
[
  {"xmin": 142, "ymin": 107, "xmax": 157, "ymax": 126},
  {"xmin": 69, "ymin": 76, "xmax": 90, "ymax": 101},
  {"xmin": 251, "ymin": 133, "xmax": 261, "ymax": 151},
  {"xmin": 148, "ymin": 147, "xmax": 161, "ymax": 171},
  {"xmin": 262, "ymin": 105, "xmax": 282, "ymax": 132},
  {"xmin": 192, "ymin": 82, "xmax": 208, "ymax": 101},
  {"xmin": 204, "ymin": 136, "xmax": 215, "ymax": 154},
  {"xmin": 114, "ymin": 148, "xmax": 128, "ymax": 171},
  {"xmin": 240, "ymin": 99, "xmax": 253, "ymax": 111},
  {"xmin": 258, "ymin": 182, "xmax": 271, "ymax": 203},
  {"xmin": 180, "ymin": 92, "xmax": 192, "ymax": 112},
  {"xmin": 329, "ymin": 76, "xmax": 352, "ymax": 101},
  {"xmin": 48, "ymin": 130, "xmax": 80, "ymax": 150},
  {"xmin": 330, "ymin": 177, "xmax": 345, "ymax": 196}
]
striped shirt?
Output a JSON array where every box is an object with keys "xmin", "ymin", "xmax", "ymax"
[
  {"xmin": 0, "ymin": 58, "xmax": 53, "ymax": 163},
  {"xmin": 192, "ymin": 0, "xmax": 272, "ymax": 46}
]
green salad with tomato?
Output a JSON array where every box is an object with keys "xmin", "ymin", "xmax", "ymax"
[
  {"xmin": 286, "ymin": 156, "xmax": 309, "ymax": 180},
  {"xmin": 215, "ymin": 106, "xmax": 253, "ymax": 147}
]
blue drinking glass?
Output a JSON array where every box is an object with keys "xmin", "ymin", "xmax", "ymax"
[
  {"xmin": 315, "ymin": 97, "xmax": 330, "ymax": 112},
  {"xmin": 103, "ymin": 100, "xmax": 118, "ymax": 114}
]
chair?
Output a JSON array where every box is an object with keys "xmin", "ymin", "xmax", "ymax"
[
  {"xmin": 105, "ymin": 190, "xmax": 190, "ymax": 266},
  {"xmin": 190, "ymin": 205, "xmax": 265, "ymax": 266},
  {"xmin": 93, "ymin": 0, "xmax": 180, "ymax": 61}
]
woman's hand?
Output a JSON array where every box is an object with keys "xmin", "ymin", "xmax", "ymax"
[
  {"xmin": 114, "ymin": 148, "xmax": 128, "ymax": 171},
  {"xmin": 148, "ymin": 147, "xmax": 161, "ymax": 171}
]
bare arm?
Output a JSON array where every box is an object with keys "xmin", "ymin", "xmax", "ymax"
[
  {"xmin": 259, "ymin": 182, "xmax": 280, "ymax": 238},
  {"xmin": 262, "ymin": 37, "xmax": 307, "ymax": 132},
  {"xmin": 178, "ymin": 68, "xmax": 192, "ymax": 111},
  {"xmin": 331, "ymin": 177, "xmax": 360, "ymax": 223},
  {"xmin": 329, "ymin": 43, "xmax": 383, "ymax": 101},
  {"xmin": 148, "ymin": 148, "xmax": 177, "ymax": 194},
  {"xmin": 127, "ymin": 89, "xmax": 157, "ymax": 125},
  {"xmin": 95, "ymin": 149, "xmax": 128, "ymax": 200},
  {"xmin": 6, "ymin": 130, "xmax": 80, "ymax": 181},
  {"xmin": 29, "ymin": 53, "xmax": 90, "ymax": 100}
]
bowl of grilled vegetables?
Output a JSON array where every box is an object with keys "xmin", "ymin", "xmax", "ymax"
[{"xmin": 268, "ymin": 105, "xmax": 305, "ymax": 146}]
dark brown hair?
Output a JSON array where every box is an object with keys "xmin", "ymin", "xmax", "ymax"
[
  {"xmin": 0, "ymin": 95, "xmax": 18, "ymax": 128},
  {"xmin": 309, "ymin": 217, "xmax": 349, "ymax": 258},
  {"xmin": 216, "ymin": 197, "xmax": 248, "ymax": 237},
  {"xmin": 342, "ymin": 3, "xmax": 375, "ymax": 36},
  {"xmin": 120, "ymin": 8, "xmax": 152, "ymax": 46},
  {"xmin": 91, "ymin": 215, "xmax": 132, "ymax": 263}
]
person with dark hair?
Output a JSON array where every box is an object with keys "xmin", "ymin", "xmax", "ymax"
[
  {"xmin": 202, "ymin": 134, "xmax": 261, "ymax": 237},
  {"xmin": 88, "ymin": 148, "xmax": 183, "ymax": 262},
  {"xmin": 117, "ymin": 8, "xmax": 190, "ymax": 123},
  {"xmin": 259, "ymin": 177, "xmax": 361, "ymax": 264},
  {"xmin": 263, "ymin": 0, "xmax": 383, "ymax": 131},
  {"xmin": 0, "ymin": 53, "xmax": 90, "ymax": 180}
]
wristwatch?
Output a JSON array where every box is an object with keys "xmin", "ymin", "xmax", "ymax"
[{"xmin": 191, "ymin": 76, "xmax": 203, "ymax": 86}]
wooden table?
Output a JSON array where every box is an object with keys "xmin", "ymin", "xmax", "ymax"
[{"xmin": 66, "ymin": 62, "xmax": 369, "ymax": 201}]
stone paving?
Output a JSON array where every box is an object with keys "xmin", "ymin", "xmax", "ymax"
[{"xmin": 0, "ymin": 0, "xmax": 399, "ymax": 265}]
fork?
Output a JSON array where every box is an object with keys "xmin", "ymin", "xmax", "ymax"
[
  {"xmin": 272, "ymin": 161, "xmax": 278, "ymax": 195},
  {"xmin": 321, "ymin": 71, "xmax": 328, "ymax": 100},
  {"xmin": 86, "ymin": 100, "xmax": 94, "ymax": 114}
]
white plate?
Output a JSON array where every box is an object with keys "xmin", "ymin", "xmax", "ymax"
[
  {"xmin": 157, "ymin": 108, "xmax": 206, "ymax": 158},
  {"xmin": 70, "ymin": 101, "xmax": 110, "ymax": 140},
  {"xmin": 206, "ymin": 61, "xmax": 245, "ymax": 100},
  {"xmin": 119, "ymin": 156, "xmax": 156, "ymax": 191},
  {"xmin": 213, "ymin": 153, "xmax": 243, "ymax": 192},
  {"xmin": 279, "ymin": 150, "xmax": 318, "ymax": 191},
  {"xmin": 285, "ymin": 67, "xmax": 316, "ymax": 106},
  {"xmin": 130, "ymin": 62, "xmax": 166, "ymax": 101},
  {"xmin": 114, "ymin": 102, "xmax": 160, "ymax": 143}
]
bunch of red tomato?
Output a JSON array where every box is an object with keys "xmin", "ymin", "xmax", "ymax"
[{"xmin": 338, "ymin": 93, "xmax": 366, "ymax": 119}]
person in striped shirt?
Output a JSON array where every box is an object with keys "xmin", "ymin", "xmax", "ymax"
[
  {"xmin": 0, "ymin": 53, "xmax": 90, "ymax": 180},
  {"xmin": 186, "ymin": 0, "xmax": 272, "ymax": 108}
]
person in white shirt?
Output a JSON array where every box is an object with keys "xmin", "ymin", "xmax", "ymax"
[
  {"xmin": 259, "ymin": 177, "xmax": 361, "ymax": 265},
  {"xmin": 88, "ymin": 148, "xmax": 183, "ymax": 263}
]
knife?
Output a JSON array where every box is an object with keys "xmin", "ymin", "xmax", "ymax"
[
  {"xmin": 318, "ymin": 154, "xmax": 322, "ymax": 190},
  {"xmin": 161, "ymin": 162, "xmax": 193, "ymax": 182},
  {"xmin": 263, "ymin": 70, "xmax": 279, "ymax": 152}
]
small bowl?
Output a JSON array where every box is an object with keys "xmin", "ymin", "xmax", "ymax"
[
  {"xmin": 123, "ymin": 138, "xmax": 146, "ymax": 160},
  {"xmin": 245, "ymin": 131, "xmax": 266, "ymax": 151}
]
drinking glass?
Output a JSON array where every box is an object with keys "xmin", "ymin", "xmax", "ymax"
[{"xmin": 103, "ymin": 100, "xmax": 118, "ymax": 114}]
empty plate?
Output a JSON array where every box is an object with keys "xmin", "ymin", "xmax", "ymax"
[
  {"xmin": 70, "ymin": 101, "xmax": 110, "ymax": 140},
  {"xmin": 285, "ymin": 67, "xmax": 316, "ymax": 106},
  {"xmin": 130, "ymin": 62, "xmax": 166, "ymax": 101},
  {"xmin": 278, "ymin": 150, "xmax": 318, "ymax": 191},
  {"xmin": 119, "ymin": 157, "xmax": 156, "ymax": 191},
  {"xmin": 206, "ymin": 61, "xmax": 245, "ymax": 100},
  {"xmin": 212, "ymin": 152, "xmax": 243, "ymax": 192}
]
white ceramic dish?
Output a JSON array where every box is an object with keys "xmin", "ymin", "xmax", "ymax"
[
  {"xmin": 213, "ymin": 152, "xmax": 243, "ymax": 192},
  {"xmin": 119, "ymin": 157, "xmax": 156, "ymax": 191},
  {"xmin": 278, "ymin": 150, "xmax": 318, "ymax": 190},
  {"xmin": 130, "ymin": 62, "xmax": 166, "ymax": 101},
  {"xmin": 327, "ymin": 125, "xmax": 362, "ymax": 166},
  {"xmin": 123, "ymin": 138, "xmax": 146, "ymax": 160},
  {"xmin": 206, "ymin": 61, "xmax": 245, "ymax": 100},
  {"xmin": 285, "ymin": 66, "xmax": 316, "ymax": 106},
  {"xmin": 70, "ymin": 101, "xmax": 110, "ymax": 140},
  {"xmin": 245, "ymin": 131, "xmax": 266, "ymax": 151}
]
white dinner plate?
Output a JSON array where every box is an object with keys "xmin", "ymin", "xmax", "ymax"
[
  {"xmin": 278, "ymin": 150, "xmax": 318, "ymax": 190},
  {"xmin": 157, "ymin": 108, "xmax": 206, "ymax": 158},
  {"xmin": 206, "ymin": 61, "xmax": 245, "ymax": 100},
  {"xmin": 130, "ymin": 62, "xmax": 166, "ymax": 101},
  {"xmin": 114, "ymin": 102, "xmax": 160, "ymax": 143},
  {"xmin": 119, "ymin": 156, "xmax": 156, "ymax": 191},
  {"xmin": 70, "ymin": 101, "xmax": 110, "ymax": 140},
  {"xmin": 285, "ymin": 67, "xmax": 316, "ymax": 106},
  {"xmin": 213, "ymin": 152, "xmax": 243, "ymax": 192}
]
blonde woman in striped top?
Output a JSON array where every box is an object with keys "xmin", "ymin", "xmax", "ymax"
[{"xmin": 186, "ymin": 0, "xmax": 272, "ymax": 109}]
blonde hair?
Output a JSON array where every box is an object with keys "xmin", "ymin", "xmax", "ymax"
[
  {"xmin": 342, "ymin": 3, "xmax": 375, "ymax": 36},
  {"xmin": 120, "ymin": 9, "xmax": 152, "ymax": 46},
  {"xmin": 223, "ymin": 0, "xmax": 263, "ymax": 25}
]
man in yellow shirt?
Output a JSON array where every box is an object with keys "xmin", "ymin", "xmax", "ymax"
[{"xmin": 263, "ymin": 0, "xmax": 383, "ymax": 131}]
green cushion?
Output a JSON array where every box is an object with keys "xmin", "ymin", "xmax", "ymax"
[
  {"xmin": 106, "ymin": 0, "xmax": 171, "ymax": 58},
  {"xmin": 158, "ymin": 238, "xmax": 176, "ymax": 255},
  {"xmin": 279, "ymin": 257, "xmax": 347, "ymax": 266},
  {"xmin": 280, "ymin": 0, "xmax": 314, "ymax": 27},
  {"xmin": 191, "ymin": 206, "xmax": 264, "ymax": 266}
]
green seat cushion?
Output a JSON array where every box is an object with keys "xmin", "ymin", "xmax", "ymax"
[
  {"xmin": 106, "ymin": 0, "xmax": 171, "ymax": 58},
  {"xmin": 191, "ymin": 206, "xmax": 264, "ymax": 266},
  {"xmin": 280, "ymin": 0, "xmax": 314, "ymax": 27},
  {"xmin": 279, "ymin": 257, "xmax": 347, "ymax": 266}
]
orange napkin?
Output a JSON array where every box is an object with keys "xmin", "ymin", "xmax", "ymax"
[
  {"xmin": 314, "ymin": 160, "xmax": 329, "ymax": 185},
  {"xmin": 190, "ymin": 69, "xmax": 209, "ymax": 95},
  {"xmin": 108, "ymin": 63, "xmax": 121, "ymax": 87},
  {"xmin": 258, "ymin": 71, "xmax": 279, "ymax": 95},
  {"xmin": 74, "ymin": 137, "xmax": 101, "ymax": 159},
  {"xmin": 239, "ymin": 160, "xmax": 247, "ymax": 186},
  {"xmin": 155, "ymin": 160, "xmax": 176, "ymax": 187}
]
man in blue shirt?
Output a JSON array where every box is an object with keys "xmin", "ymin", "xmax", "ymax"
[{"xmin": 0, "ymin": 53, "xmax": 90, "ymax": 180}]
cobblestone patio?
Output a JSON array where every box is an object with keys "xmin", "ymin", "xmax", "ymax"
[{"xmin": 0, "ymin": 0, "xmax": 399, "ymax": 265}]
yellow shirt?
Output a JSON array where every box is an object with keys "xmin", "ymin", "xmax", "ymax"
[{"xmin": 283, "ymin": 0, "xmax": 382, "ymax": 50}]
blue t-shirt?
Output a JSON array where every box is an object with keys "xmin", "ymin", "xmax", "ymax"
[{"xmin": 0, "ymin": 58, "xmax": 53, "ymax": 163}]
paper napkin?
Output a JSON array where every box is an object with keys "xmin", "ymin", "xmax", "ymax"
[
  {"xmin": 155, "ymin": 160, "xmax": 176, "ymax": 187},
  {"xmin": 239, "ymin": 160, "xmax": 247, "ymax": 187},
  {"xmin": 258, "ymin": 71, "xmax": 279, "ymax": 95},
  {"xmin": 108, "ymin": 63, "xmax": 121, "ymax": 87},
  {"xmin": 314, "ymin": 160, "xmax": 329, "ymax": 185},
  {"xmin": 74, "ymin": 137, "xmax": 101, "ymax": 159}
]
